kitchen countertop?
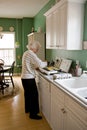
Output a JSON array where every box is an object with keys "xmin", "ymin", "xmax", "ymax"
[{"xmin": 39, "ymin": 72, "xmax": 87, "ymax": 109}]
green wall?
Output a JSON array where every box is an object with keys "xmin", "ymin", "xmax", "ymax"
[
  {"xmin": 22, "ymin": 18, "xmax": 34, "ymax": 53},
  {"xmin": 34, "ymin": 0, "xmax": 87, "ymax": 70},
  {"xmin": 34, "ymin": 0, "xmax": 55, "ymax": 32},
  {"xmin": 0, "ymin": 18, "xmax": 33, "ymax": 65},
  {"xmin": 0, "ymin": 18, "xmax": 34, "ymax": 73},
  {"xmin": 0, "ymin": 0, "xmax": 87, "ymax": 72}
]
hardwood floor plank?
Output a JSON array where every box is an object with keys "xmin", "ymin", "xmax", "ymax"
[{"xmin": 0, "ymin": 76, "xmax": 51, "ymax": 130}]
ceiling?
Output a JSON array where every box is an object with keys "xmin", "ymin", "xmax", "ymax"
[{"xmin": 0, "ymin": 0, "xmax": 49, "ymax": 18}]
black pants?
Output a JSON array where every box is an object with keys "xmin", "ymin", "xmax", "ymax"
[{"xmin": 21, "ymin": 78, "xmax": 39, "ymax": 115}]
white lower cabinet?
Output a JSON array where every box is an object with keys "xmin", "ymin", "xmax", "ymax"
[
  {"xmin": 64, "ymin": 109, "xmax": 87, "ymax": 130},
  {"xmin": 51, "ymin": 83, "xmax": 65, "ymax": 130},
  {"xmin": 51, "ymin": 84, "xmax": 87, "ymax": 130},
  {"xmin": 39, "ymin": 76, "xmax": 87, "ymax": 130},
  {"xmin": 39, "ymin": 76, "xmax": 51, "ymax": 125},
  {"xmin": 51, "ymin": 83, "xmax": 87, "ymax": 130},
  {"xmin": 64, "ymin": 94, "xmax": 87, "ymax": 130}
]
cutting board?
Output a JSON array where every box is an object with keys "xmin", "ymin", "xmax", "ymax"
[{"xmin": 60, "ymin": 59, "xmax": 72, "ymax": 72}]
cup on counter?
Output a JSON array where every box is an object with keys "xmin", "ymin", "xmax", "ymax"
[
  {"xmin": 53, "ymin": 75, "xmax": 57, "ymax": 80},
  {"xmin": 77, "ymin": 68, "xmax": 82, "ymax": 76}
]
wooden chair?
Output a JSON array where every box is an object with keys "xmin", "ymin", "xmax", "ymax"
[
  {"xmin": 0, "ymin": 66, "xmax": 9, "ymax": 94},
  {"xmin": 0, "ymin": 59, "xmax": 4, "ymax": 66},
  {"xmin": 4, "ymin": 61, "xmax": 15, "ymax": 88}
]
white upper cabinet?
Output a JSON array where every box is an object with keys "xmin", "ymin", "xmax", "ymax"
[{"xmin": 44, "ymin": 0, "xmax": 86, "ymax": 50}]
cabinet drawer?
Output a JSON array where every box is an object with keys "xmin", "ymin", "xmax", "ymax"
[
  {"xmin": 65, "ymin": 94, "xmax": 87, "ymax": 125},
  {"xmin": 51, "ymin": 83, "xmax": 65, "ymax": 104}
]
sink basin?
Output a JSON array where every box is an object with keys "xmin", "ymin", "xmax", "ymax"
[
  {"xmin": 76, "ymin": 88, "xmax": 87, "ymax": 99},
  {"xmin": 73, "ymin": 87, "xmax": 87, "ymax": 104},
  {"xmin": 55, "ymin": 77, "xmax": 87, "ymax": 89},
  {"xmin": 54, "ymin": 77, "xmax": 87, "ymax": 104}
]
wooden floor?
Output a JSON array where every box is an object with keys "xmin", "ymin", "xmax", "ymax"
[{"xmin": 0, "ymin": 76, "xmax": 51, "ymax": 130}]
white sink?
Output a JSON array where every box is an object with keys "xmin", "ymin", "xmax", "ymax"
[
  {"xmin": 76, "ymin": 88, "xmax": 87, "ymax": 99},
  {"xmin": 55, "ymin": 77, "xmax": 87, "ymax": 89},
  {"xmin": 54, "ymin": 77, "xmax": 87, "ymax": 104}
]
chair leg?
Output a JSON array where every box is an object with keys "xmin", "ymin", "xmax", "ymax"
[
  {"xmin": 10, "ymin": 76, "xmax": 15, "ymax": 88},
  {"xmin": 2, "ymin": 88, "xmax": 4, "ymax": 94},
  {"xmin": 1, "ymin": 82, "xmax": 9, "ymax": 95},
  {"xmin": 1, "ymin": 85, "xmax": 4, "ymax": 95}
]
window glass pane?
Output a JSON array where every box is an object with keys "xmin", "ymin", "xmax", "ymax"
[
  {"xmin": 0, "ymin": 32, "xmax": 15, "ymax": 66},
  {"xmin": 0, "ymin": 33, "xmax": 14, "ymax": 48}
]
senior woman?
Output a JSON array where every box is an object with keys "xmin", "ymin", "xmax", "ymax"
[{"xmin": 21, "ymin": 41, "xmax": 47, "ymax": 120}]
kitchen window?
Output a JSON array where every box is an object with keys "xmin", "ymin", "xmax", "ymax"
[{"xmin": 0, "ymin": 32, "xmax": 15, "ymax": 66}]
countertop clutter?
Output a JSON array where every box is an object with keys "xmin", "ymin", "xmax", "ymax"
[{"xmin": 40, "ymin": 58, "xmax": 72, "ymax": 75}]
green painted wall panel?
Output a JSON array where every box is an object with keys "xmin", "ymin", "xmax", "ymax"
[
  {"xmin": 46, "ymin": 49, "xmax": 87, "ymax": 70},
  {"xmin": 34, "ymin": 0, "xmax": 55, "ymax": 32},
  {"xmin": 22, "ymin": 18, "xmax": 34, "ymax": 53},
  {"xmin": 0, "ymin": 17, "xmax": 34, "ymax": 73},
  {"xmin": 0, "ymin": 18, "xmax": 16, "ymax": 31}
]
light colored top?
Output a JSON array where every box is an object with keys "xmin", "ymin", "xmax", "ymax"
[{"xmin": 21, "ymin": 50, "xmax": 47, "ymax": 79}]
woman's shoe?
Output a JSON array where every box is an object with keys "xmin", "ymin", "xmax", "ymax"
[{"xmin": 29, "ymin": 114, "xmax": 42, "ymax": 120}]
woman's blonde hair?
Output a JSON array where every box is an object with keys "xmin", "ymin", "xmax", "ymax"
[{"xmin": 26, "ymin": 41, "xmax": 41, "ymax": 50}]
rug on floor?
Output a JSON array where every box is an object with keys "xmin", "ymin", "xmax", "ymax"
[{"xmin": 0, "ymin": 79, "xmax": 20, "ymax": 100}]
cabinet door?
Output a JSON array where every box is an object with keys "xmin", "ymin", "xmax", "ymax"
[
  {"xmin": 46, "ymin": 14, "xmax": 54, "ymax": 48},
  {"xmin": 65, "ymin": 94, "xmax": 87, "ymax": 127},
  {"xmin": 52, "ymin": 10, "xmax": 58, "ymax": 47},
  {"xmin": 56, "ymin": 9, "xmax": 61, "ymax": 47},
  {"xmin": 64, "ymin": 109, "xmax": 87, "ymax": 130},
  {"xmin": 66, "ymin": 2, "xmax": 84, "ymax": 50},
  {"xmin": 59, "ymin": 4, "xmax": 66, "ymax": 49},
  {"xmin": 51, "ymin": 97, "xmax": 64, "ymax": 130},
  {"xmin": 39, "ymin": 76, "xmax": 51, "ymax": 124},
  {"xmin": 46, "ymin": 11, "xmax": 59, "ymax": 48},
  {"xmin": 46, "ymin": 4, "xmax": 67, "ymax": 49},
  {"xmin": 51, "ymin": 84, "xmax": 65, "ymax": 130}
]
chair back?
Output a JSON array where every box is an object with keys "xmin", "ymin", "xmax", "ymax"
[
  {"xmin": 0, "ymin": 66, "xmax": 4, "ymax": 82},
  {"xmin": 0, "ymin": 59, "xmax": 4, "ymax": 66},
  {"xmin": 9, "ymin": 61, "xmax": 15, "ymax": 76}
]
